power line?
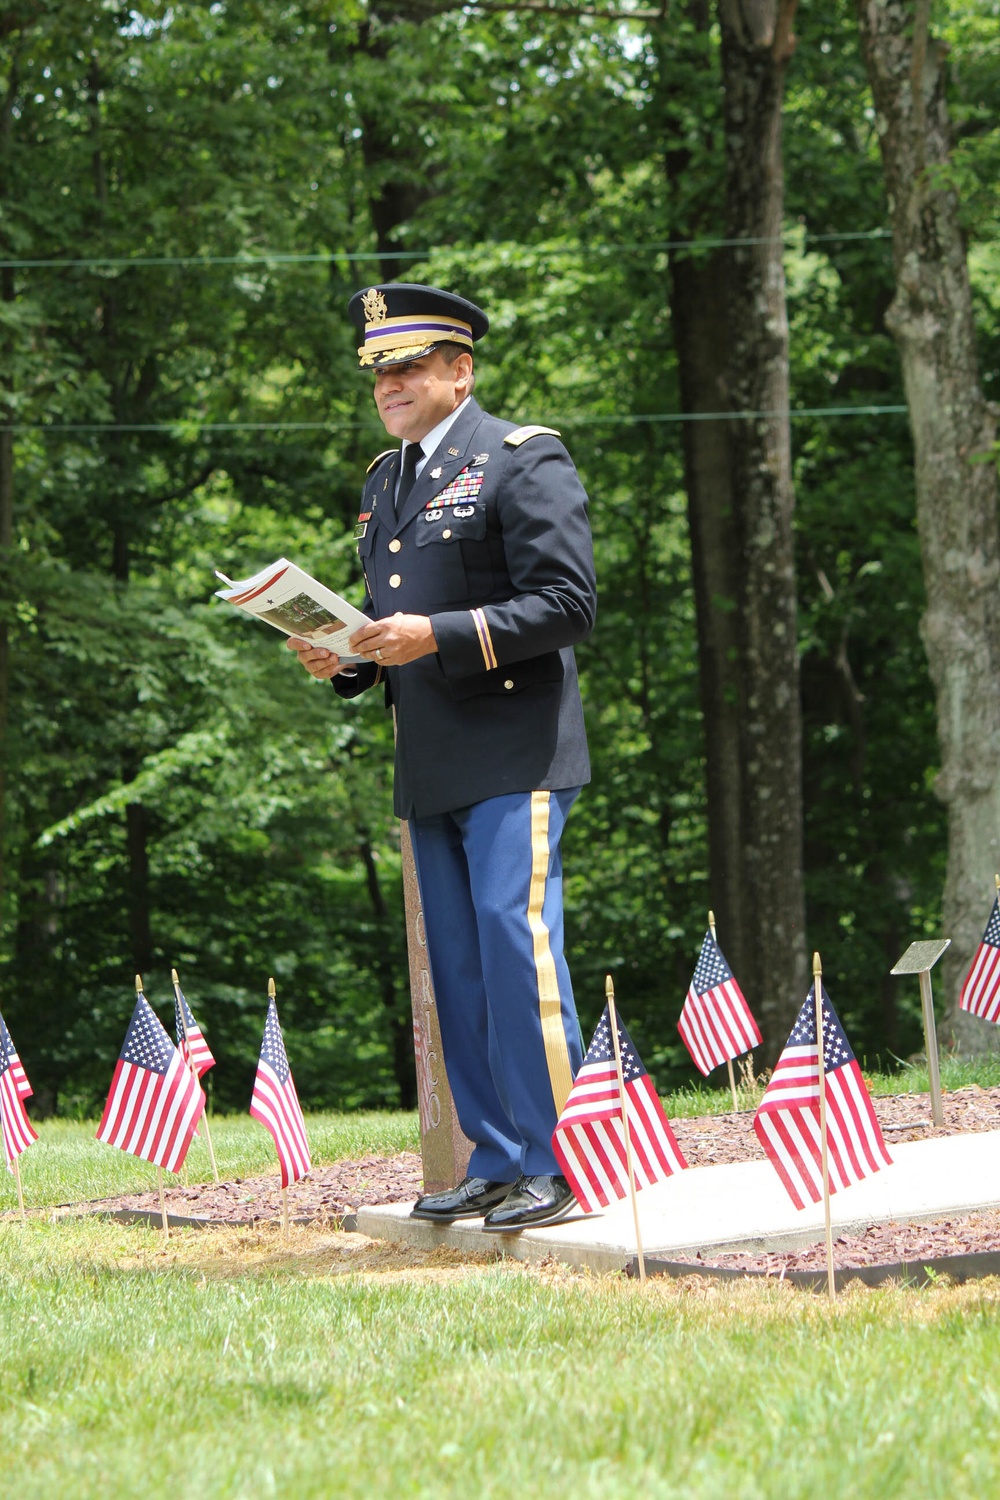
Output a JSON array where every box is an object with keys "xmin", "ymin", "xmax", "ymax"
[
  {"xmin": 1, "ymin": 405, "xmax": 910, "ymax": 434},
  {"xmin": 0, "ymin": 228, "xmax": 893, "ymax": 272}
]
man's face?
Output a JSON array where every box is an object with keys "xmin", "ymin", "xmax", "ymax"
[{"xmin": 372, "ymin": 349, "xmax": 472, "ymax": 443}]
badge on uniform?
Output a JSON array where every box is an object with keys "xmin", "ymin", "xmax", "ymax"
[
  {"xmin": 472, "ymin": 453, "xmax": 489, "ymax": 466},
  {"xmin": 355, "ymin": 509, "xmax": 372, "ymax": 540}
]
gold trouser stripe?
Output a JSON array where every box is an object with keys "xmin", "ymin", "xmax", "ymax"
[{"xmin": 528, "ymin": 790, "xmax": 574, "ymax": 1115}]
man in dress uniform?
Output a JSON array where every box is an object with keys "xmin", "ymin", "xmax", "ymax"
[{"xmin": 286, "ymin": 282, "xmax": 596, "ymax": 1231}]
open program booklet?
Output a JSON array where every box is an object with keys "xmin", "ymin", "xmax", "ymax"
[{"xmin": 215, "ymin": 558, "xmax": 369, "ymax": 663}]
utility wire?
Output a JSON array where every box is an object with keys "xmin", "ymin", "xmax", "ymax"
[
  {"xmin": 0, "ymin": 228, "xmax": 893, "ymax": 272},
  {"xmin": 1, "ymin": 405, "xmax": 910, "ymax": 434}
]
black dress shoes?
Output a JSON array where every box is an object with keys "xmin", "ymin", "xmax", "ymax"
[
  {"xmin": 410, "ymin": 1175, "xmax": 514, "ymax": 1222},
  {"xmin": 482, "ymin": 1173, "xmax": 577, "ymax": 1232}
]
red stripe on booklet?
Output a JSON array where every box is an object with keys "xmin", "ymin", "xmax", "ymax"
[{"xmin": 228, "ymin": 566, "xmax": 289, "ymax": 605}]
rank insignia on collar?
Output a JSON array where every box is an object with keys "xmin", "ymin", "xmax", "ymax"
[
  {"xmin": 473, "ymin": 453, "xmax": 489, "ymax": 465},
  {"xmin": 430, "ymin": 466, "xmax": 443, "ymax": 479},
  {"xmin": 447, "ymin": 446, "xmax": 461, "ymax": 456}
]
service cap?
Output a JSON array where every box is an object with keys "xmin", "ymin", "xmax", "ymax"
[{"xmin": 348, "ymin": 282, "xmax": 489, "ymax": 369}]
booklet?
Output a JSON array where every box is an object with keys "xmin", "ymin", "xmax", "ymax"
[{"xmin": 214, "ymin": 558, "xmax": 370, "ymax": 663}]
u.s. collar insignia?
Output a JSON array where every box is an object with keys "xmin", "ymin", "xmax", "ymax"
[
  {"xmin": 362, "ymin": 287, "xmax": 388, "ymax": 325},
  {"xmin": 472, "ymin": 452, "xmax": 489, "ymax": 465},
  {"xmin": 430, "ymin": 466, "xmax": 443, "ymax": 479},
  {"xmin": 447, "ymin": 446, "xmax": 461, "ymax": 456}
]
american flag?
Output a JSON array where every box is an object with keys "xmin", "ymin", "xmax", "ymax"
[
  {"xmin": 552, "ymin": 1004, "xmax": 687, "ymax": 1214},
  {"xmin": 174, "ymin": 983, "xmax": 216, "ymax": 1077},
  {"xmin": 96, "ymin": 992, "xmax": 205, "ymax": 1173},
  {"xmin": 754, "ymin": 987, "xmax": 892, "ymax": 1211},
  {"xmin": 0, "ymin": 1012, "xmax": 37, "ymax": 1168},
  {"xmin": 249, "ymin": 997, "xmax": 311, "ymax": 1188},
  {"xmin": 678, "ymin": 929, "xmax": 762, "ymax": 1075},
  {"xmin": 959, "ymin": 897, "xmax": 1000, "ymax": 1023},
  {"xmin": 0, "ymin": 1011, "xmax": 32, "ymax": 1100}
]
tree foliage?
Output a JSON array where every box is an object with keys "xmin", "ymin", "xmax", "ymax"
[{"xmin": 0, "ymin": 0, "xmax": 996, "ymax": 1114}]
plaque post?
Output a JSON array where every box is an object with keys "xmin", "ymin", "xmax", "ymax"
[
  {"xmin": 399, "ymin": 819, "xmax": 473, "ymax": 1194},
  {"xmin": 890, "ymin": 938, "xmax": 951, "ymax": 1127}
]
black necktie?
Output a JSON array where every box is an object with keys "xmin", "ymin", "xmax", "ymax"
[{"xmin": 396, "ymin": 443, "xmax": 421, "ymax": 512}]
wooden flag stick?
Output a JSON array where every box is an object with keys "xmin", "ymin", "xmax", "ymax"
[
  {"xmin": 172, "ymin": 968, "xmax": 219, "ymax": 1183},
  {"xmin": 12, "ymin": 1153, "xmax": 25, "ymax": 1222},
  {"xmin": 156, "ymin": 1165, "xmax": 169, "ymax": 1241},
  {"xmin": 813, "ymin": 952, "xmax": 836, "ymax": 1303},
  {"xmin": 606, "ymin": 975, "xmax": 646, "ymax": 1285},
  {"xmin": 709, "ymin": 910, "xmax": 740, "ymax": 1114}
]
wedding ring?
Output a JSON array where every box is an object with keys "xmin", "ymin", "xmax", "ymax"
[{"xmin": 376, "ymin": 648, "xmax": 385, "ymax": 662}]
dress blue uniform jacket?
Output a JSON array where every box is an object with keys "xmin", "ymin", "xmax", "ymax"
[{"xmin": 335, "ymin": 397, "xmax": 596, "ymax": 819}]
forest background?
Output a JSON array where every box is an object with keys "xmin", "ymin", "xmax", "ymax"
[{"xmin": 1, "ymin": 0, "xmax": 998, "ymax": 1119}]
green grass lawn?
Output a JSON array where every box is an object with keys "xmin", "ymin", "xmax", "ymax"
[{"xmin": 3, "ymin": 1086, "xmax": 1000, "ymax": 1499}]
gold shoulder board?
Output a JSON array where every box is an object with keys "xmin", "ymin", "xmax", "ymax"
[
  {"xmin": 503, "ymin": 425, "xmax": 561, "ymax": 447},
  {"xmin": 366, "ymin": 448, "xmax": 397, "ymax": 474}
]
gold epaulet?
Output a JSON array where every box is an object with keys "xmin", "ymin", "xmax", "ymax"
[
  {"xmin": 503, "ymin": 425, "xmax": 561, "ymax": 447},
  {"xmin": 366, "ymin": 448, "xmax": 397, "ymax": 474}
]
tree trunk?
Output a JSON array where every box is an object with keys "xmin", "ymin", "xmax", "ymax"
[
  {"xmin": 657, "ymin": 4, "xmax": 752, "ymax": 998},
  {"xmin": 716, "ymin": 0, "xmax": 808, "ymax": 1052},
  {"xmin": 0, "ymin": 268, "xmax": 13, "ymax": 914},
  {"xmin": 0, "ymin": 49, "xmax": 17, "ymax": 913},
  {"xmin": 855, "ymin": 0, "xmax": 1000, "ymax": 1048}
]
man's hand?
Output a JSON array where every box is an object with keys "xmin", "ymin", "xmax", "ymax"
[
  {"xmin": 350, "ymin": 612, "xmax": 438, "ymax": 667},
  {"xmin": 285, "ymin": 636, "xmax": 348, "ymax": 680}
]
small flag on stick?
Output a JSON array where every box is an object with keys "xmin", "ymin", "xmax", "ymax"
[
  {"xmin": 96, "ymin": 980, "xmax": 205, "ymax": 1173},
  {"xmin": 173, "ymin": 974, "xmax": 216, "ymax": 1077},
  {"xmin": 0, "ymin": 1011, "xmax": 38, "ymax": 1169},
  {"xmin": 250, "ymin": 983, "xmax": 311, "ymax": 1189},
  {"xmin": 678, "ymin": 925, "xmax": 761, "ymax": 1076},
  {"xmin": 553, "ymin": 999, "xmax": 687, "ymax": 1214},
  {"xmin": 959, "ymin": 888, "xmax": 1000, "ymax": 1024},
  {"xmin": 754, "ymin": 983, "xmax": 891, "ymax": 1211},
  {"xmin": 172, "ymin": 968, "xmax": 220, "ymax": 1182}
]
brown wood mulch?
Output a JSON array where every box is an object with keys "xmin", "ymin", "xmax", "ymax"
[{"xmin": 77, "ymin": 1085, "xmax": 1000, "ymax": 1276}]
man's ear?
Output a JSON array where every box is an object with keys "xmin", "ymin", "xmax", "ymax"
[{"xmin": 455, "ymin": 352, "xmax": 474, "ymax": 391}]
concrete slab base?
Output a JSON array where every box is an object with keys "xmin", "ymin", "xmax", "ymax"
[{"xmin": 356, "ymin": 1129, "xmax": 1000, "ymax": 1275}]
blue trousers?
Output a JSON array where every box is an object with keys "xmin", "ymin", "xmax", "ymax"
[{"xmin": 409, "ymin": 788, "xmax": 584, "ymax": 1180}]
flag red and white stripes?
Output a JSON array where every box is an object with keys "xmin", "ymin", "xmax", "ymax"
[
  {"xmin": 678, "ymin": 929, "xmax": 761, "ymax": 1076},
  {"xmin": 754, "ymin": 987, "xmax": 892, "ymax": 1211},
  {"xmin": 174, "ymin": 983, "xmax": 216, "ymax": 1077},
  {"xmin": 959, "ymin": 897, "xmax": 1000, "ymax": 1023},
  {"xmin": 553, "ymin": 1004, "xmax": 687, "ymax": 1214},
  {"xmin": 250, "ymin": 997, "xmax": 311, "ymax": 1188},
  {"xmin": 0, "ymin": 1013, "xmax": 37, "ymax": 1168},
  {"xmin": 96, "ymin": 992, "xmax": 205, "ymax": 1173}
]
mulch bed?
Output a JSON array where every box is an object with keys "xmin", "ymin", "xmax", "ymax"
[
  {"xmin": 84, "ymin": 1152, "xmax": 425, "ymax": 1226},
  {"xmin": 78, "ymin": 1085, "xmax": 1000, "ymax": 1276}
]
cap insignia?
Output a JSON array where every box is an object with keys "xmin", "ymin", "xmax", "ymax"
[{"xmin": 362, "ymin": 287, "xmax": 388, "ymax": 326}]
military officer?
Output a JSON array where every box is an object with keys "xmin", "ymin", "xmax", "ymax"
[{"xmin": 287, "ymin": 282, "xmax": 596, "ymax": 1231}]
